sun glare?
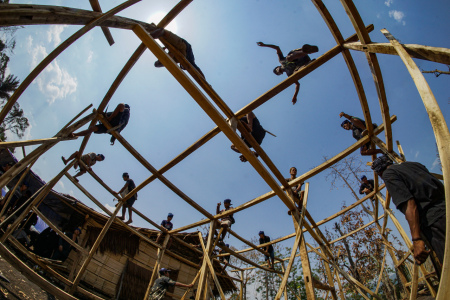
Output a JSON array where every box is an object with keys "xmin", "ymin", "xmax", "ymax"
[{"xmin": 147, "ymin": 11, "xmax": 178, "ymax": 33}]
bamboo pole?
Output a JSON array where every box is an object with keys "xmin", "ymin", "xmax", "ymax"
[
  {"xmin": 0, "ymin": 137, "xmax": 77, "ymax": 149},
  {"xmin": 380, "ymin": 28, "xmax": 450, "ymax": 300},
  {"xmin": 339, "ymin": 0, "xmax": 393, "ymax": 152},
  {"xmin": 196, "ymin": 221, "xmax": 216, "ymax": 300},
  {"xmin": 180, "ymin": 271, "xmax": 200, "ymax": 300},
  {"xmin": 143, "ymin": 234, "xmax": 171, "ymax": 299},
  {"xmin": 409, "ymin": 264, "xmax": 419, "ymax": 300},
  {"xmin": 280, "ymin": 263, "xmax": 289, "ymax": 300},
  {"xmin": 0, "ymin": 1, "xmax": 140, "ymax": 125},
  {"xmin": 198, "ymin": 232, "xmax": 226, "ymax": 299},
  {"xmin": 88, "ymin": 0, "xmax": 115, "ymax": 46},
  {"xmin": 239, "ymin": 271, "xmax": 244, "ymax": 300},
  {"xmin": 343, "ymin": 42, "xmax": 450, "ymax": 65},
  {"xmin": 374, "ymin": 246, "xmax": 387, "ymax": 295}
]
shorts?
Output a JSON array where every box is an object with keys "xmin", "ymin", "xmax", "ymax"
[
  {"xmin": 95, "ymin": 112, "xmax": 122, "ymax": 134},
  {"xmin": 220, "ymin": 219, "xmax": 232, "ymax": 227},
  {"xmin": 360, "ymin": 141, "xmax": 372, "ymax": 152},
  {"xmin": 125, "ymin": 196, "xmax": 136, "ymax": 207},
  {"xmin": 243, "ymin": 128, "xmax": 266, "ymax": 148},
  {"xmin": 265, "ymin": 250, "xmax": 274, "ymax": 261}
]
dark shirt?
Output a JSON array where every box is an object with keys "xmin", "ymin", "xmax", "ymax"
[
  {"xmin": 277, "ymin": 50, "xmax": 311, "ymax": 77},
  {"xmin": 350, "ymin": 117, "xmax": 366, "ymax": 141},
  {"xmin": 240, "ymin": 116, "xmax": 265, "ymax": 139},
  {"xmin": 259, "ymin": 236, "xmax": 274, "ymax": 253},
  {"xmin": 359, "ymin": 179, "xmax": 375, "ymax": 194},
  {"xmin": 126, "ymin": 179, "xmax": 137, "ymax": 200},
  {"xmin": 161, "ymin": 220, "xmax": 173, "ymax": 230},
  {"xmin": 152, "ymin": 276, "xmax": 175, "ymax": 291},
  {"xmin": 219, "ymin": 254, "xmax": 231, "ymax": 263},
  {"xmin": 382, "ymin": 162, "xmax": 445, "ymax": 228},
  {"xmin": 118, "ymin": 104, "xmax": 131, "ymax": 132}
]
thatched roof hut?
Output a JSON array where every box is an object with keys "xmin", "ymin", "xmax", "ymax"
[{"xmin": 0, "ymin": 149, "xmax": 237, "ymax": 299}]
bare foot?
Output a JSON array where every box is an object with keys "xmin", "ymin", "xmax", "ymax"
[
  {"xmin": 74, "ymin": 178, "xmax": 79, "ymax": 183},
  {"xmin": 118, "ymin": 216, "xmax": 124, "ymax": 220},
  {"xmin": 61, "ymin": 156, "xmax": 67, "ymax": 165},
  {"xmin": 239, "ymin": 155, "xmax": 247, "ymax": 162},
  {"xmin": 125, "ymin": 220, "xmax": 132, "ymax": 225}
]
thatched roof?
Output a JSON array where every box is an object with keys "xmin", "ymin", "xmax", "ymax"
[{"xmin": 0, "ymin": 149, "xmax": 237, "ymax": 295}]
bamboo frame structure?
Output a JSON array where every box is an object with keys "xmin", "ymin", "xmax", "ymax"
[{"xmin": 0, "ymin": 0, "xmax": 447, "ymax": 299}]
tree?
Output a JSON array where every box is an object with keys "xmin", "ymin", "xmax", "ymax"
[
  {"xmin": 324, "ymin": 154, "xmax": 406, "ymax": 299},
  {"xmin": 0, "ymin": 30, "xmax": 29, "ymax": 141}
]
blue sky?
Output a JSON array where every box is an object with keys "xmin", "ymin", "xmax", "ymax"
[{"xmin": 5, "ymin": 0, "xmax": 450, "ymax": 279}]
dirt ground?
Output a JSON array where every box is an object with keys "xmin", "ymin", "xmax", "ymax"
[{"xmin": 0, "ymin": 255, "xmax": 50, "ymax": 300}]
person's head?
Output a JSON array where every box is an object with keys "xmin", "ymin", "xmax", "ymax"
[
  {"xmin": 74, "ymin": 228, "xmax": 82, "ymax": 236},
  {"xmin": 360, "ymin": 175, "xmax": 368, "ymax": 183},
  {"xmin": 290, "ymin": 167, "xmax": 297, "ymax": 176},
  {"xmin": 122, "ymin": 172, "xmax": 129, "ymax": 180},
  {"xmin": 341, "ymin": 120, "xmax": 352, "ymax": 130},
  {"xmin": 259, "ymin": 230, "xmax": 265, "ymax": 238},
  {"xmin": 371, "ymin": 155, "xmax": 393, "ymax": 177},
  {"xmin": 2, "ymin": 162, "xmax": 12, "ymax": 171},
  {"xmin": 20, "ymin": 182, "xmax": 29, "ymax": 192},
  {"xmin": 273, "ymin": 66, "xmax": 283, "ymax": 76},
  {"xmin": 96, "ymin": 154, "xmax": 105, "ymax": 162},
  {"xmin": 159, "ymin": 268, "xmax": 171, "ymax": 276},
  {"xmin": 167, "ymin": 213, "xmax": 173, "ymax": 221},
  {"xmin": 224, "ymin": 199, "xmax": 232, "ymax": 208},
  {"xmin": 154, "ymin": 60, "xmax": 164, "ymax": 68}
]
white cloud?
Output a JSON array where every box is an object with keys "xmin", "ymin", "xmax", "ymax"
[
  {"xmin": 414, "ymin": 150, "xmax": 419, "ymax": 159},
  {"xmin": 376, "ymin": 13, "xmax": 381, "ymax": 19},
  {"xmin": 87, "ymin": 50, "xmax": 93, "ymax": 63},
  {"xmin": 47, "ymin": 25, "xmax": 67, "ymax": 47},
  {"xmin": 26, "ymin": 35, "xmax": 78, "ymax": 104},
  {"xmin": 58, "ymin": 181, "xmax": 65, "ymax": 190},
  {"xmin": 431, "ymin": 158, "xmax": 440, "ymax": 170},
  {"xmin": 389, "ymin": 10, "xmax": 406, "ymax": 25},
  {"xmin": 384, "ymin": 0, "xmax": 393, "ymax": 7}
]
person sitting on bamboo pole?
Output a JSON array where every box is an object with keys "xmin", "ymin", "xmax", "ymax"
[
  {"xmin": 231, "ymin": 111, "xmax": 266, "ymax": 162},
  {"xmin": 216, "ymin": 199, "xmax": 235, "ymax": 242},
  {"xmin": 359, "ymin": 175, "xmax": 375, "ymax": 200},
  {"xmin": 218, "ymin": 244, "xmax": 231, "ymax": 274},
  {"xmin": 257, "ymin": 42, "xmax": 319, "ymax": 105},
  {"xmin": 72, "ymin": 103, "xmax": 130, "ymax": 145},
  {"xmin": 148, "ymin": 268, "xmax": 194, "ymax": 300},
  {"xmin": 259, "ymin": 231, "xmax": 275, "ymax": 269},
  {"xmin": 339, "ymin": 112, "xmax": 383, "ymax": 156},
  {"xmin": 150, "ymin": 27, "xmax": 205, "ymax": 79},
  {"xmin": 371, "ymin": 155, "xmax": 446, "ymax": 273},
  {"xmin": 286, "ymin": 166, "xmax": 304, "ymax": 215},
  {"xmin": 116, "ymin": 172, "xmax": 137, "ymax": 225},
  {"xmin": 62, "ymin": 151, "xmax": 105, "ymax": 182},
  {"xmin": 156, "ymin": 213, "xmax": 174, "ymax": 248}
]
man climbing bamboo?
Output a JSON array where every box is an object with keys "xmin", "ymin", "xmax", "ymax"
[
  {"xmin": 150, "ymin": 27, "xmax": 205, "ymax": 78},
  {"xmin": 61, "ymin": 151, "xmax": 105, "ymax": 182},
  {"xmin": 372, "ymin": 155, "xmax": 446, "ymax": 276},
  {"xmin": 148, "ymin": 268, "xmax": 193, "ymax": 299},
  {"xmin": 339, "ymin": 112, "xmax": 383, "ymax": 156},
  {"xmin": 156, "ymin": 213, "xmax": 174, "ymax": 248},
  {"xmin": 72, "ymin": 103, "xmax": 130, "ymax": 145},
  {"xmin": 286, "ymin": 166, "xmax": 304, "ymax": 215},
  {"xmin": 216, "ymin": 199, "xmax": 234, "ymax": 242},
  {"xmin": 259, "ymin": 231, "xmax": 275, "ymax": 269},
  {"xmin": 231, "ymin": 111, "xmax": 266, "ymax": 162},
  {"xmin": 359, "ymin": 175, "xmax": 374, "ymax": 196},
  {"xmin": 257, "ymin": 42, "xmax": 319, "ymax": 104}
]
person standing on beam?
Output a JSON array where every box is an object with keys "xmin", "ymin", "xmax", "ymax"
[
  {"xmin": 150, "ymin": 27, "xmax": 205, "ymax": 78},
  {"xmin": 339, "ymin": 112, "xmax": 383, "ymax": 156},
  {"xmin": 72, "ymin": 103, "xmax": 130, "ymax": 145},
  {"xmin": 259, "ymin": 231, "xmax": 275, "ymax": 269},
  {"xmin": 286, "ymin": 166, "xmax": 304, "ymax": 215},
  {"xmin": 216, "ymin": 199, "xmax": 234, "ymax": 242},
  {"xmin": 257, "ymin": 42, "xmax": 319, "ymax": 105},
  {"xmin": 116, "ymin": 172, "xmax": 137, "ymax": 225}
]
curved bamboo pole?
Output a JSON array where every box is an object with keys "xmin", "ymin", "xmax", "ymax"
[
  {"xmin": 339, "ymin": 0, "xmax": 393, "ymax": 152},
  {"xmin": 380, "ymin": 28, "xmax": 450, "ymax": 300},
  {"xmin": 0, "ymin": 0, "xmax": 140, "ymax": 125}
]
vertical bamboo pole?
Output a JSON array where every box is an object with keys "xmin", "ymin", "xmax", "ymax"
[
  {"xmin": 280, "ymin": 263, "xmax": 289, "ymax": 300},
  {"xmin": 380, "ymin": 28, "xmax": 450, "ymax": 300},
  {"xmin": 409, "ymin": 264, "xmax": 419, "ymax": 300},
  {"xmin": 196, "ymin": 220, "xmax": 216, "ymax": 300},
  {"xmin": 239, "ymin": 271, "xmax": 244, "ymax": 300},
  {"xmin": 143, "ymin": 234, "xmax": 171, "ymax": 299}
]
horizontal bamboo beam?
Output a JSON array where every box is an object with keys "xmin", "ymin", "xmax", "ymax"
[
  {"xmin": 0, "ymin": 136, "xmax": 76, "ymax": 149},
  {"xmin": 344, "ymin": 42, "xmax": 450, "ymax": 65}
]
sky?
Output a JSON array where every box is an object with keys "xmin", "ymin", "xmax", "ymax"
[{"xmin": 4, "ymin": 0, "xmax": 450, "ymax": 292}]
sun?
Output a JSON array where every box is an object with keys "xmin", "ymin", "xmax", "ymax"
[{"xmin": 147, "ymin": 11, "xmax": 178, "ymax": 34}]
